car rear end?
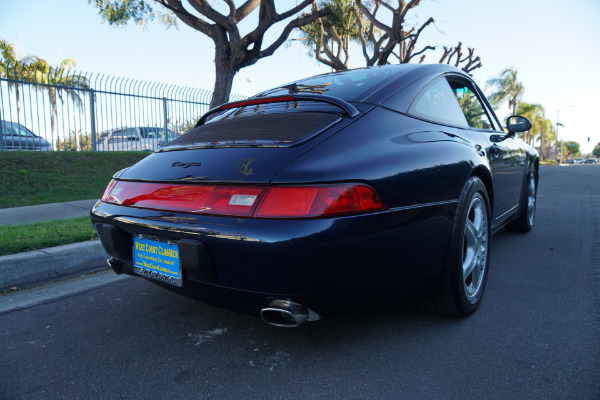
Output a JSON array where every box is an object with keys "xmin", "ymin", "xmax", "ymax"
[{"xmin": 91, "ymin": 67, "xmax": 454, "ymax": 324}]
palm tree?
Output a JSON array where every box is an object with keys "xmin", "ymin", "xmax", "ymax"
[
  {"xmin": 29, "ymin": 58, "xmax": 89, "ymax": 150},
  {"xmin": 516, "ymin": 102, "xmax": 556, "ymax": 160},
  {"xmin": 516, "ymin": 102, "xmax": 545, "ymax": 145},
  {"xmin": 538, "ymin": 118, "xmax": 556, "ymax": 161},
  {"xmin": 298, "ymin": 0, "xmax": 364, "ymax": 71},
  {"xmin": 487, "ymin": 68, "xmax": 523, "ymax": 115},
  {"xmin": 0, "ymin": 39, "xmax": 36, "ymax": 125},
  {"xmin": 1, "ymin": 40, "xmax": 89, "ymax": 150}
]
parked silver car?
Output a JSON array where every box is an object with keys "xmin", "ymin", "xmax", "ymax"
[
  {"xmin": 97, "ymin": 127, "xmax": 176, "ymax": 151},
  {"xmin": 0, "ymin": 120, "xmax": 53, "ymax": 151}
]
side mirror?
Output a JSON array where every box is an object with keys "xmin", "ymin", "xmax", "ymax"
[{"xmin": 506, "ymin": 115, "xmax": 532, "ymax": 135}]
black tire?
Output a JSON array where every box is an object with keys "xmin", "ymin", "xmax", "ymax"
[
  {"xmin": 506, "ymin": 169, "xmax": 537, "ymax": 233},
  {"xmin": 429, "ymin": 176, "xmax": 491, "ymax": 317}
]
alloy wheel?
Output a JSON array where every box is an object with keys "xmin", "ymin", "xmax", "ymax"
[{"xmin": 462, "ymin": 193, "xmax": 489, "ymax": 302}]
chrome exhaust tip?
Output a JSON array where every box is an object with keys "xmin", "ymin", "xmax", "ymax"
[{"xmin": 260, "ymin": 299, "xmax": 320, "ymax": 328}]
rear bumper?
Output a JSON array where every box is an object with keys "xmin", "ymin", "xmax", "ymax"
[{"xmin": 91, "ymin": 199, "xmax": 456, "ymax": 315}]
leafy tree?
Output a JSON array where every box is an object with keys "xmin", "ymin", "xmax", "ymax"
[
  {"xmin": 487, "ymin": 67, "xmax": 523, "ymax": 115},
  {"xmin": 562, "ymin": 140, "xmax": 580, "ymax": 159},
  {"xmin": 297, "ymin": 0, "xmax": 362, "ymax": 71},
  {"xmin": 516, "ymin": 102, "xmax": 557, "ymax": 160},
  {"xmin": 455, "ymin": 87, "xmax": 489, "ymax": 129},
  {"xmin": 298, "ymin": 0, "xmax": 482, "ymax": 73},
  {"xmin": 59, "ymin": 129, "xmax": 93, "ymax": 151},
  {"xmin": 1, "ymin": 40, "xmax": 89, "ymax": 150},
  {"xmin": 536, "ymin": 117, "xmax": 556, "ymax": 161},
  {"xmin": 169, "ymin": 116, "xmax": 198, "ymax": 135},
  {"xmin": 354, "ymin": 0, "xmax": 435, "ymax": 66},
  {"xmin": 592, "ymin": 145, "xmax": 600, "ymax": 158},
  {"xmin": 516, "ymin": 102, "xmax": 545, "ymax": 145},
  {"xmin": 90, "ymin": 0, "xmax": 332, "ymax": 107}
]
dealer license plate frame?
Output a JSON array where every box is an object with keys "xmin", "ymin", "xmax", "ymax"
[{"xmin": 133, "ymin": 235, "xmax": 182, "ymax": 287}]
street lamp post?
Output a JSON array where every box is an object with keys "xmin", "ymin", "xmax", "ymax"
[
  {"xmin": 557, "ymin": 105, "xmax": 574, "ymax": 164},
  {"xmin": 246, "ymin": 76, "xmax": 255, "ymax": 96}
]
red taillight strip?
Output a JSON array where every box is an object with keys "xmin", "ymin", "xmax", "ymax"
[
  {"xmin": 102, "ymin": 181, "xmax": 386, "ymax": 219},
  {"xmin": 195, "ymin": 94, "xmax": 360, "ymax": 127},
  {"xmin": 254, "ymin": 184, "xmax": 385, "ymax": 218},
  {"xmin": 102, "ymin": 180, "xmax": 265, "ymax": 217}
]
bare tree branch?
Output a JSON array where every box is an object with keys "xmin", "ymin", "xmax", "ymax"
[
  {"xmin": 234, "ymin": 0, "xmax": 260, "ymax": 23},
  {"xmin": 252, "ymin": 5, "xmax": 331, "ymax": 68},
  {"xmin": 276, "ymin": 0, "xmax": 314, "ymax": 22},
  {"xmin": 161, "ymin": 0, "xmax": 215, "ymax": 37},
  {"xmin": 438, "ymin": 42, "xmax": 482, "ymax": 73},
  {"xmin": 460, "ymin": 47, "xmax": 482, "ymax": 73},
  {"xmin": 355, "ymin": 0, "xmax": 388, "ymax": 32},
  {"xmin": 401, "ymin": 17, "xmax": 435, "ymax": 63},
  {"xmin": 187, "ymin": 0, "xmax": 234, "ymax": 30}
]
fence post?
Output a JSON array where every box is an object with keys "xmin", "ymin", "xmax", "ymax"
[
  {"xmin": 90, "ymin": 89, "xmax": 97, "ymax": 151},
  {"xmin": 163, "ymin": 97, "xmax": 168, "ymax": 138}
]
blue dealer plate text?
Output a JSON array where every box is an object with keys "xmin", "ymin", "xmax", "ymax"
[{"xmin": 133, "ymin": 237, "xmax": 182, "ymax": 287}]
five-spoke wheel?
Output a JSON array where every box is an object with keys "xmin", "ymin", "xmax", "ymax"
[
  {"xmin": 462, "ymin": 193, "xmax": 489, "ymax": 302},
  {"xmin": 430, "ymin": 176, "xmax": 491, "ymax": 317}
]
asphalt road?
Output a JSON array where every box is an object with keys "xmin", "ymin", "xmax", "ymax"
[{"xmin": 1, "ymin": 165, "xmax": 598, "ymax": 400}]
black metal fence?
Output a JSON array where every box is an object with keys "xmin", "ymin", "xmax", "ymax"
[{"xmin": 0, "ymin": 66, "xmax": 244, "ymax": 151}]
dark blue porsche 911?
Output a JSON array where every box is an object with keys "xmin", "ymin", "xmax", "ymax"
[{"xmin": 91, "ymin": 64, "xmax": 538, "ymax": 327}]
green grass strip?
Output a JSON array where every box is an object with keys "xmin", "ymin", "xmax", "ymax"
[
  {"xmin": 0, "ymin": 152, "xmax": 149, "ymax": 208},
  {"xmin": 0, "ymin": 217, "xmax": 97, "ymax": 256}
]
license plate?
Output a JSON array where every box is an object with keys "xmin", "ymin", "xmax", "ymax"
[{"xmin": 133, "ymin": 236, "xmax": 182, "ymax": 287}]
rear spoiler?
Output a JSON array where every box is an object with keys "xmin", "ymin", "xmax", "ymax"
[{"xmin": 195, "ymin": 94, "xmax": 360, "ymax": 127}]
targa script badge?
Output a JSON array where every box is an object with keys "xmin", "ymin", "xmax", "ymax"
[{"xmin": 171, "ymin": 161, "xmax": 202, "ymax": 168}]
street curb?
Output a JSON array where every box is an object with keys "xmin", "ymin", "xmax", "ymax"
[{"xmin": 0, "ymin": 241, "xmax": 109, "ymax": 291}]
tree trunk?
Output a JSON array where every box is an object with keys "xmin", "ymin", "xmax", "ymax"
[
  {"xmin": 16, "ymin": 85, "xmax": 22, "ymax": 126},
  {"xmin": 211, "ymin": 63, "xmax": 236, "ymax": 109},
  {"xmin": 49, "ymin": 88, "xmax": 57, "ymax": 149},
  {"xmin": 210, "ymin": 33, "xmax": 237, "ymax": 109}
]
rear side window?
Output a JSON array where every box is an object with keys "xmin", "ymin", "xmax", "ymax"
[
  {"xmin": 448, "ymin": 80, "xmax": 494, "ymax": 130},
  {"xmin": 409, "ymin": 78, "xmax": 469, "ymax": 128}
]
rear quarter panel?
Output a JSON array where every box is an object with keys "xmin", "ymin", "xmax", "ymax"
[{"xmin": 273, "ymin": 107, "xmax": 491, "ymax": 209}]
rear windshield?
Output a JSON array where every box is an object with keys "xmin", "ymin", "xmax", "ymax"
[{"xmin": 258, "ymin": 65, "xmax": 411, "ymax": 102}]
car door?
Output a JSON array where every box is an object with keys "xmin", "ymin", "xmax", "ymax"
[{"xmin": 446, "ymin": 76, "xmax": 524, "ymax": 219}]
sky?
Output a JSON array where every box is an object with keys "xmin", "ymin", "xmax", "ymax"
[{"xmin": 1, "ymin": 0, "xmax": 599, "ymax": 153}]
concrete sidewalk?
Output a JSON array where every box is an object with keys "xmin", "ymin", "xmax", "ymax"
[
  {"xmin": 0, "ymin": 199, "xmax": 109, "ymax": 291},
  {"xmin": 0, "ymin": 199, "xmax": 98, "ymax": 226}
]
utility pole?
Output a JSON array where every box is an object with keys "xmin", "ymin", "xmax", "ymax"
[
  {"xmin": 557, "ymin": 109, "xmax": 563, "ymax": 164},
  {"xmin": 556, "ymin": 105, "xmax": 574, "ymax": 164},
  {"xmin": 540, "ymin": 125, "xmax": 545, "ymax": 161}
]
